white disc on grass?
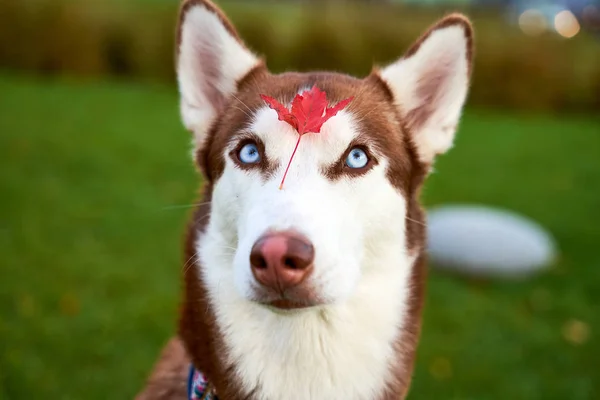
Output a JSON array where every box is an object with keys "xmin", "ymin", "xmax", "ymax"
[{"xmin": 427, "ymin": 205, "xmax": 557, "ymax": 278}]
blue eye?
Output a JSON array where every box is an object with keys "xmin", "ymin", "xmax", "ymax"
[
  {"xmin": 345, "ymin": 147, "xmax": 369, "ymax": 169},
  {"xmin": 238, "ymin": 142, "xmax": 261, "ymax": 164}
]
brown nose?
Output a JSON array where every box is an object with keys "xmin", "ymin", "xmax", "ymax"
[{"xmin": 250, "ymin": 231, "xmax": 314, "ymax": 292}]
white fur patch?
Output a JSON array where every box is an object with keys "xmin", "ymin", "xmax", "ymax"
[
  {"xmin": 381, "ymin": 24, "xmax": 470, "ymax": 164},
  {"xmin": 197, "ymin": 107, "xmax": 414, "ymax": 399}
]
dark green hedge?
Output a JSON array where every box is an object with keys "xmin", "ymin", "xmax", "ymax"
[{"xmin": 1, "ymin": 0, "xmax": 599, "ymax": 112}]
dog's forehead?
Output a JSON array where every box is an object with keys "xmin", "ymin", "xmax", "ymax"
[
  {"xmin": 230, "ymin": 72, "xmax": 406, "ymax": 164},
  {"xmin": 249, "ymin": 106, "xmax": 359, "ymax": 165},
  {"xmin": 203, "ymin": 70, "xmax": 415, "ymax": 191}
]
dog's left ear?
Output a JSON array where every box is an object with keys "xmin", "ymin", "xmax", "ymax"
[
  {"xmin": 176, "ymin": 0, "xmax": 261, "ymax": 146},
  {"xmin": 380, "ymin": 14, "xmax": 474, "ymax": 164}
]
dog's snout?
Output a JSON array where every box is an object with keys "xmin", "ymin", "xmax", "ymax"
[{"xmin": 250, "ymin": 231, "xmax": 314, "ymax": 292}]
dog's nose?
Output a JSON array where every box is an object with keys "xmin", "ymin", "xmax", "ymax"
[{"xmin": 250, "ymin": 231, "xmax": 314, "ymax": 292}]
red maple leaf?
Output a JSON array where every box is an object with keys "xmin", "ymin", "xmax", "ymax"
[{"xmin": 260, "ymin": 86, "xmax": 354, "ymax": 189}]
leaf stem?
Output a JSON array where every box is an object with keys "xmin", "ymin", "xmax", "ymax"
[{"xmin": 279, "ymin": 135, "xmax": 302, "ymax": 190}]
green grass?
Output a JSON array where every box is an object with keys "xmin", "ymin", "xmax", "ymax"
[{"xmin": 0, "ymin": 72, "xmax": 599, "ymax": 400}]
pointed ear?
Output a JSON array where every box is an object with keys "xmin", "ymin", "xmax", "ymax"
[
  {"xmin": 176, "ymin": 0, "xmax": 261, "ymax": 146},
  {"xmin": 380, "ymin": 14, "xmax": 474, "ymax": 165}
]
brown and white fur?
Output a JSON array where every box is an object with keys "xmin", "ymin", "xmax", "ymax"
[{"xmin": 136, "ymin": 1, "xmax": 473, "ymax": 399}]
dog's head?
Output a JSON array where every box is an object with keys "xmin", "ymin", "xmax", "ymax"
[{"xmin": 178, "ymin": 0, "xmax": 473, "ymax": 312}]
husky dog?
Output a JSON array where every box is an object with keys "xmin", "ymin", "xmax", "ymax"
[{"xmin": 137, "ymin": 1, "xmax": 473, "ymax": 399}]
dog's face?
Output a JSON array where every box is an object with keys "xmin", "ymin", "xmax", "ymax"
[
  {"xmin": 177, "ymin": 1, "xmax": 472, "ymax": 311},
  {"xmin": 209, "ymin": 78, "xmax": 413, "ymax": 309}
]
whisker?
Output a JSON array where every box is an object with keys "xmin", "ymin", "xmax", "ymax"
[
  {"xmin": 353, "ymin": 103, "xmax": 384, "ymax": 123},
  {"xmin": 182, "ymin": 251, "xmax": 200, "ymax": 274},
  {"xmin": 230, "ymin": 93, "xmax": 253, "ymax": 114},
  {"xmin": 198, "ymin": 212, "xmax": 212, "ymax": 223},
  {"xmin": 161, "ymin": 201, "xmax": 212, "ymax": 211},
  {"xmin": 405, "ymin": 216, "xmax": 426, "ymax": 227},
  {"xmin": 232, "ymin": 105, "xmax": 251, "ymax": 118},
  {"xmin": 219, "ymin": 245, "xmax": 238, "ymax": 251},
  {"xmin": 182, "ymin": 244, "xmax": 237, "ymax": 274}
]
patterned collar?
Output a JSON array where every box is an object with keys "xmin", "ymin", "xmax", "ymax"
[{"xmin": 187, "ymin": 365, "xmax": 218, "ymax": 400}]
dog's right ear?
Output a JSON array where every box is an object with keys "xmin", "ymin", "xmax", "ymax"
[{"xmin": 177, "ymin": 0, "xmax": 261, "ymax": 147}]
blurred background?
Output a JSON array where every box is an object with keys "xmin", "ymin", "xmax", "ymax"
[{"xmin": 0, "ymin": 0, "xmax": 599, "ymax": 399}]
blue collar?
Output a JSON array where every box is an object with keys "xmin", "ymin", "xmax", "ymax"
[{"xmin": 187, "ymin": 365, "xmax": 218, "ymax": 400}]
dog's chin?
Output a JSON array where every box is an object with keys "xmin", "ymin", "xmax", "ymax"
[
  {"xmin": 251, "ymin": 297, "xmax": 322, "ymax": 312},
  {"xmin": 249, "ymin": 288, "xmax": 327, "ymax": 313},
  {"xmin": 263, "ymin": 299, "xmax": 317, "ymax": 314}
]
